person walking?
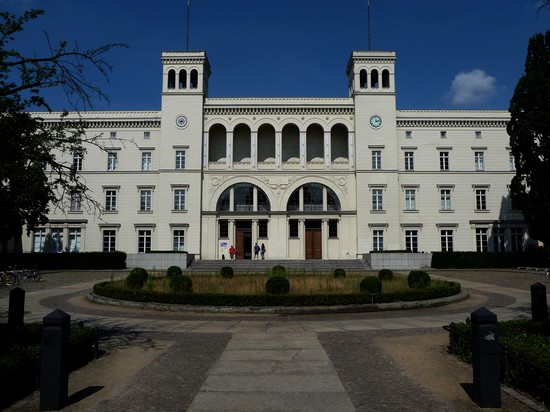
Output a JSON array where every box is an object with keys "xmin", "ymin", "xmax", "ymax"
[
  {"xmin": 254, "ymin": 242, "xmax": 260, "ymax": 260},
  {"xmin": 260, "ymin": 243, "xmax": 266, "ymax": 260}
]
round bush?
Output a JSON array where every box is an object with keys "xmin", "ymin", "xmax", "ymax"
[
  {"xmin": 166, "ymin": 265, "xmax": 183, "ymax": 279},
  {"xmin": 407, "ymin": 270, "xmax": 431, "ymax": 288},
  {"xmin": 126, "ymin": 267, "xmax": 149, "ymax": 289},
  {"xmin": 333, "ymin": 268, "xmax": 346, "ymax": 278},
  {"xmin": 271, "ymin": 265, "xmax": 286, "ymax": 276},
  {"xmin": 265, "ymin": 275, "xmax": 290, "ymax": 295},
  {"xmin": 170, "ymin": 275, "xmax": 193, "ymax": 293},
  {"xmin": 378, "ymin": 269, "xmax": 394, "ymax": 281},
  {"xmin": 359, "ymin": 276, "xmax": 382, "ymax": 294},
  {"xmin": 219, "ymin": 266, "xmax": 234, "ymax": 279}
]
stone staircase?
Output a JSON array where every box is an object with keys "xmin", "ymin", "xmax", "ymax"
[{"xmin": 186, "ymin": 259, "xmax": 371, "ymax": 274}]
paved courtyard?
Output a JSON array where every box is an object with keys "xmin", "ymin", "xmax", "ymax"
[{"xmin": 0, "ymin": 269, "xmax": 548, "ymax": 411}]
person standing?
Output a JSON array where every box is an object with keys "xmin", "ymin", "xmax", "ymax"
[
  {"xmin": 260, "ymin": 243, "xmax": 266, "ymax": 260},
  {"xmin": 254, "ymin": 242, "xmax": 260, "ymax": 260},
  {"xmin": 229, "ymin": 245, "xmax": 236, "ymax": 261}
]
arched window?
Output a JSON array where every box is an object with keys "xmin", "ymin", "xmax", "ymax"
[
  {"xmin": 282, "ymin": 123, "xmax": 300, "ymax": 162},
  {"xmin": 167, "ymin": 69, "xmax": 176, "ymax": 89},
  {"xmin": 258, "ymin": 124, "xmax": 276, "ymax": 163},
  {"xmin": 382, "ymin": 69, "xmax": 390, "ymax": 88},
  {"xmin": 178, "ymin": 69, "xmax": 187, "ymax": 89},
  {"xmin": 216, "ymin": 189, "xmax": 230, "ymax": 211},
  {"xmin": 360, "ymin": 69, "xmax": 368, "ymax": 88},
  {"xmin": 306, "ymin": 124, "xmax": 324, "ymax": 162},
  {"xmin": 330, "ymin": 124, "xmax": 348, "ymax": 162},
  {"xmin": 286, "ymin": 184, "xmax": 341, "ymax": 212},
  {"xmin": 216, "ymin": 184, "xmax": 271, "ymax": 212},
  {"xmin": 190, "ymin": 69, "xmax": 198, "ymax": 89},
  {"xmin": 371, "ymin": 69, "xmax": 379, "ymax": 88},
  {"xmin": 233, "ymin": 124, "xmax": 251, "ymax": 163},
  {"xmin": 209, "ymin": 124, "xmax": 226, "ymax": 162}
]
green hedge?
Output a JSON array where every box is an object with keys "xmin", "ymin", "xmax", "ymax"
[
  {"xmin": 431, "ymin": 251, "xmax": 549, "ymax": 269},
  {"xmin": 451, "ymin": 320, "xmax": 550, "ymax": 406},
  {"xmin": 93, "ymin": 281, "xmax": 461, "ymax": 307},
  {"xmin": 0, "ymin": 252, "xmax": 126, "ymax": 270}
]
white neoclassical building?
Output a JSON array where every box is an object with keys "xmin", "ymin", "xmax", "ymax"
[{"xmin": 23, "ymin": 49, "xmax": 531, "ymax": 260}]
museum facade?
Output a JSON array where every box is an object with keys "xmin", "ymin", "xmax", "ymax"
[{"xmin": 23, "ymin": 50, "xmax": 531, "ymax": 259}]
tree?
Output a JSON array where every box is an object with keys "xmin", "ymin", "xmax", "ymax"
[
  {"xmin": 0, "ymin": 9, "xmax": 127, "ymax": 251},
  {"xmin": 508, "ymin": 30, "xmax": 550, "ymax": 246}
]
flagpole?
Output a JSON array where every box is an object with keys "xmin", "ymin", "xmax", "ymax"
[
  {"xmin": 367, "ymin": 0, "xmax": 371, "ymax": 50},
  {"xmin": 186, "ymin": 0, "xmax": 191, "ymax": 50}
]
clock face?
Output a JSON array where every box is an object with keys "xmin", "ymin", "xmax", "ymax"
[
  {"xmin": 370, "ymin": 115, "xmax": 382, "ymax": 128},
  {"xmin": 175, "ymin": 115, "xmax": 188, "ymax": 128}
]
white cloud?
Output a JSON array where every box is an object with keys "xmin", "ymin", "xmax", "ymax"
[{"xmin": 448, "ymin": 69, "xmax": 497, "ymax": 105}]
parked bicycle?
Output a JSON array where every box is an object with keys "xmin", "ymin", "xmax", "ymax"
[{"xmin": 0, "ymin": 270, "xmax": 17, "ymax": 287}]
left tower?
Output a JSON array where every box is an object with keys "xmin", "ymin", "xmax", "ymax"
[{"xmin": 157, "ymin": 51, "xmax": 211, "ymax": 257}]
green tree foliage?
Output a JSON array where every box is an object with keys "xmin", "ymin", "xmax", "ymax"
[
  {"xmin": 0, "ymin": 9, "xmax": 126, "ymax": 249},
  {"xmin": 508, "ymin": 30, "xmax": 550, "ymax": 245}
]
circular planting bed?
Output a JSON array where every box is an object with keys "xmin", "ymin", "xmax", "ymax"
[{"xmin": 89, "ymin": 266, "xmax": 465, "ymax": 314}]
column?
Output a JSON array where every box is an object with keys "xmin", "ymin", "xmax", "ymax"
[
  {"xmin": 226, "ymin": 131, "xmax": 233, "ymax": 169},
  {"xmin": 299, "ymin": 218, "xmax": 306, "ymax": 259},
  {"xmin": 300, "ymin": 131, "xmax": 306, "ymax": 169},
  {"xmin": 349, "ymin": 131, "xmax": 355, "ymax": 168},
  {"xmin": 252, "ymin": 220, "xmax": 258, "ymax": 244},
  {"xmin": 322, "ymin": 219, "xmax": 329, "ymax": 259},
  {"xmin": 203, "ymin": 131, "xmax": 209, "ymax": 168},
  {"xmin": 325, "ymin": 131, "xmax": 331, "ymax": 169},
  {"xmin": 276, "ymin": 131, "xmax": 282, "ymax": 169},
  {"xmin": 251, "ymin": 131, "xmax": 258, "ymax": 168}
]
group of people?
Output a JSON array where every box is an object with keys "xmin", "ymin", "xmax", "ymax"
[{"xmin": 228, "ymin": 242, "xmax": 266, "ymax": 261}]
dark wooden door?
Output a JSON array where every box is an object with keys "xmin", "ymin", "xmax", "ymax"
[
  {"xmin": 305, "ymin": 229, "xmax": 322, "ymax": 259},
  {"xmin": 235, "ymin": 223, "xmax": 253, "ymax": 260}
]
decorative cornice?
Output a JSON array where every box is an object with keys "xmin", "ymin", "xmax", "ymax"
[
  {"xmin": 396, "ymin": 119, "xmax": 508, "ymax": 128},
  {"xmin": 204, "ymin": 106, "xmax": 354, "ymax": 117}
]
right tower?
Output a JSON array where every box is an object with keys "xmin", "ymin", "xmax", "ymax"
[{"xmin": 348, "ymin": 51, "xmax": 401, "ymax": 253}]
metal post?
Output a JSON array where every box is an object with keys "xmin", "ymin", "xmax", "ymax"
[
  {"xmin": 471, "ymin": 307, "xmax": 501, "ymax": 408},
  {"xmin": 40, "ymin": 309, "xmax": 70, "ymax": 411},
  {"xmin": 530, "ymin": 282, "xmax": 548, "ymax": 321},
  {"xmin": 8, "ymin": 287, "xmax": 25, "ymax": 330}
]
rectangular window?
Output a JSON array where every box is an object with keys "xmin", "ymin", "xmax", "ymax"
[
  {"xmin": 475, "ymin": 189, "xmax": 487, "ymax": 210},
  {"xmin": 141, "ymin": 152, "xmax": 152, "ymax": 171},
  {"xmin": 173, "ymin": 189, "xmax": 186, "ymax": 210},
  {"xmin": 509, "ymin": 152, "xmax": 516, "ymax": 171},
  {"xmin": 405, "ymin": 230, "xmax": 418, "ymax": 252},
  {"xmin": 289, "ymin": 219, "xmax": 299, "ymax": 238},
  {"xmin": 475, "ymin": 151, "xmax": 485, "ymax": 171},
  {"xmin": 110, "ymin": 131, "xmax": 117, "ymax": 139},
  {"xmin": 441, "ymin": 230, "xmax": 453, "ymax": 252},
  {"xmin": 140, "ymin": 189, "xmax": 152, "ymax": 211},
  {"xmin": 372, "ymin": 230, "xmax": 384, "ymax": 251},
  {"xmin": 372, "ymin": 188, "xmax": 384, "ymax": 211},
  {"xmin": 33, "ymin": 228, "xmax": 46, "ymax": 252},
  {"xmin": 439, "ymin": 151, "xmax": 449, "ymax": 171},
  {"xmin": 107, "ymin": 152, "xmax": 118, "ymax": 171},
  {"xmin": 258, "ymin": 220, "xmax": 268, "ymax": 238},
  {"xmin": 493, "ymin": 228, "xmax": 506, "ymax": 252},
  {"xmin": 73, "ymin": 152, "xmax": 83, "ymax": 171},
  {"xmin": 50, "ymin": 228, "xmax": 64, "ymax": 253},
  {"xmin": 405, "ymin": 189, "xmax": 416, "ymax": 211},
  {"xmin": 440, "ymin": 189, "xmax": 452, "ymax": 211},
  {"xmin": 219, "ymin": 220, "xmax": 229, "ymax": 238},
  {"xmin": 144, "ymin": 131, "xmax": 151, "ymax": 139},
  {"xmin": 511, "ymin": 228, "xmax": 523, "ymax": 252},
  {"xmin": 404, "ymin": 152, "xmax": 414, "ymax": 171},
  {"xmin": 138, "ymin": 229, "xmax": 152, "ymax": 253},
  {"xmin": 371, "ymin": 150, "xmax": 382, "ymax": 170},
  {"xmin": 103, "ymin": 230, "xmax": 116, "ymax": 252},
  {"xmin": 405, "ymin": 131, "xmax": 412, "ymax": 139},
  {"xmin": 475, "ymin": 131, "xmax": 482, "ymax": 139},
  {"xmin": 105, "ymin": 190, "xmax": 117, "ymax": 211},
  {"xmin": 440, "ymin": 131, "xmax": 447, "ymax": 138},
  {"xmin": 328, "ymin": 219, "xmax": 338, "ymax": 238},
  {"xmin": 173, "ymin": 229, "xmax": 185, "ymax": 251},
  {"xmin": 175, "ymin": 150, "xmax": 186, "ymax": 170},
  {"xmin": 68, "ymin": 228, "xmax": 81, "ymax": 252},
  {"xmin": 476, "ymin": 228, "xmax": 488, "ymax": 252}
]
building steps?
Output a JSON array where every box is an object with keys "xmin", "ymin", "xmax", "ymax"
[{"xmin": 186, "ymin": 259, "xmax": 371, "ymax": 274}]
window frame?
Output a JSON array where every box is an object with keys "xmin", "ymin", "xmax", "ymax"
[
  {"xmin": 404, "ymin": 151, "xmax": 414, "ymax": 171},
  {"xmin": 141, "ymin": 151, "xmax": 152, "ymax": 171}
]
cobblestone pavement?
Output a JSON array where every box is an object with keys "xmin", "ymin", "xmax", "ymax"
[{"xmin": 1, "ymin": 268, "xmax": 548, "ymax": 411}]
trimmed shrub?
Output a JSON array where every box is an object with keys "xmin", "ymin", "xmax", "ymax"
[
  {"xmin": 333, "ymin": 268, "xmax": 346, "ymax": 278},
  {"xmin": 407, "ymin": 270, "xmax": 431, "ymax": 288},
  {"xmin": 378, "ymin": 269, "xmax": 394, "ymax": 281},
  {"xmin": 219, "ymin": 266, "xmax": 234, "ymax": 279},
  {"xmin": 271, "ymin": 265, "xmax": 286, "ymax": 276},
  {"xmin": 265, "ymin": 276, "xmax": 290, "ymax": 295},
  {"xmin": 126, "ymin": 267, "xmax": 148, "ymax": 289},
  {"xmin": 360, "ymin": 276, "xmax": 382, "ymax": 294},
  {"xmin": 170, "ymin": 275, "xmax": 193, "ymax": 293},
  {"xmin": 166, "ymin": 265, "xmax": 183, "ymax": 279}
]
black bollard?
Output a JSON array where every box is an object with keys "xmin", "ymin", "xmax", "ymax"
[
  {"xmin": 530, "ymin": 282, "xmax": 548, "ymax": 322},
  {"xmin": 471, "ymin": 307, "xmax": 501, "ymax": 408},
  {"xmin": 40, "ymin": 309, "xmax": 70, "ymax": 411},
  {"xmin": 8, "ymin": 287, "xmax": 25, "ymax": 330}
]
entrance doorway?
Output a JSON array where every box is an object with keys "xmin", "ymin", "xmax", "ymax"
[
  {"xmin": 305, "ymin": 220, "xmax": 322, "ymax": 259},
  {"xmin": 235, "ymin": 220, "xmax": 252, "ymax": 260}
]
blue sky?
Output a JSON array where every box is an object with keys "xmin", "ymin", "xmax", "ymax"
[{"xmin": 2, "ymin": 0, "xmax": 549, "ymax": 111}]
